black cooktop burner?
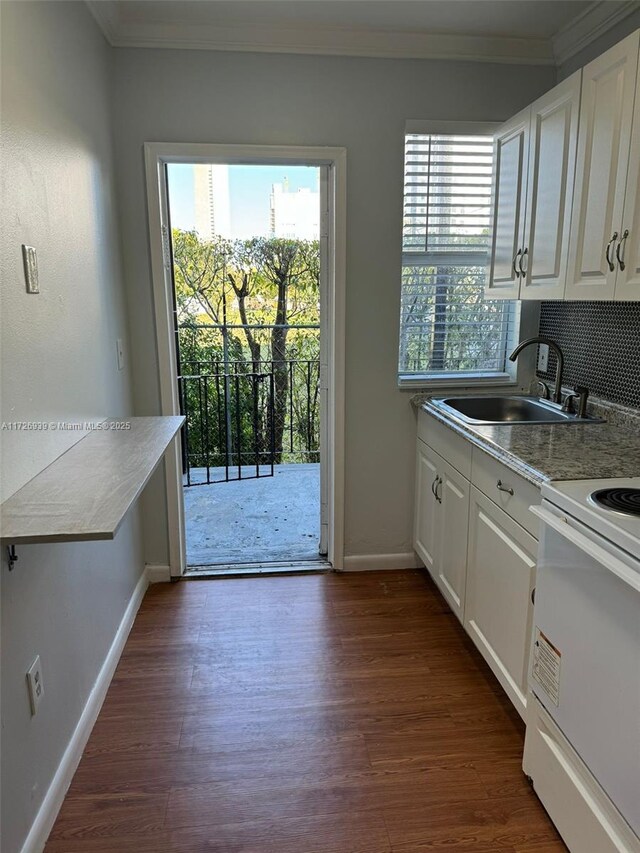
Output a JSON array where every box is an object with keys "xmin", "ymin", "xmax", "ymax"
[{"xmin": 590, "ymin": 488, "xmax": 640, "ymax": 517}]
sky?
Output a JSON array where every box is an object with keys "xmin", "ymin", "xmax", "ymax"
[{"xmin": 167, "ymin": 163, "xmax": 319, "ymax": 239}]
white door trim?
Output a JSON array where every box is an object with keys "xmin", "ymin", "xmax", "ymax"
[
  {"xmin": 144, "ymin": 143, "xmax": 346, "ymax": 574},
  {"xmin": 318, "ymin": 164, "xmax": 330, "ymax": 556}
]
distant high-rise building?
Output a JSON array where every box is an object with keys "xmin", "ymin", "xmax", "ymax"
[
  {"xmin": 270, "ymin": 181, "xmax": 320, "ymax": 239},
  {"xmin": 193, "ymin": 164, "xmax": 231, "ymax": 240}
]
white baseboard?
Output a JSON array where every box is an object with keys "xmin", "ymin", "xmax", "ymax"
[
  {"xmin": 21, "ymin": 569, "xmax": 149, "ymax": 853},
  {"xmin": 342, "ymin": 552, "xmax": 421, "ymax": 572},
  {"xmin": 145, "ymin": 563, "xmax": 172, "ymax": 583}
]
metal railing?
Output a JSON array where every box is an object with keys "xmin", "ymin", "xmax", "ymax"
[{"xmin": 179, "ymin": 358, "xmax": 320, "ymax": 486}]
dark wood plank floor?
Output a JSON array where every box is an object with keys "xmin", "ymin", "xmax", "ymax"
[{"xmin": 45, "ymin": 570, "xmax": 566, "ymax": 852}]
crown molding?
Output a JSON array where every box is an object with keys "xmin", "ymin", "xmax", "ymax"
[
  {"xmin": 100, "ymin": 21, "xmax": 555, "ymax": 65},
  {"xmin": 86, "ymin": 0, "xmax": 639, "ymax": 67},
  {"xmin": 85, "ymin": 2, "xmax": 554, "ymax": 65},
  {"xmin": 86, "ymin": 0, "xmax": 119, "ymax": 45},
  {"xmin": 552, "ymin": 0, "xmax": 640, "ymax": 66}
]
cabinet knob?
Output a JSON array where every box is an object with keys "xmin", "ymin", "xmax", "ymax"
[
  {"xmin": 512, "ymin": 248, "xmax": 523, "ymax": 278},
  {"xmin": 605, "ymin": 232, "xmax": 618, "ymax": 272},
  {"xmin": 616, "ymin": 229, "xmax": 629, "ymax": 271},
  {"xmin": 519, "ymin": 247, "xmax": 528, "ymax": 276},
  {"xmin": 496, "ymin": 479, "xmax": 514, "ymax": 496}
]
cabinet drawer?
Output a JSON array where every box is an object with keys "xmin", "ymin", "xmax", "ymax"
[
  {"xmin": 417, "ymin": 410, "xmax": 472, "ymax": 479},
  {"xmin": 471, "ymin": 448, "xmax": 540, "ymax": 537}
]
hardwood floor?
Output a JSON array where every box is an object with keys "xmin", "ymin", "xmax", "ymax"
[{"xmin": 45, "ymin": 570, "xmax": 566, "ymax": 852}]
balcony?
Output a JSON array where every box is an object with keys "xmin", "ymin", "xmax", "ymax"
[
  {"xmin": 177, "ymin": 342, "xmax": 322, "ymax": 569},
  {"xmin": 183, "ymin": 462, "xmax": 320, "ymax": 568}
]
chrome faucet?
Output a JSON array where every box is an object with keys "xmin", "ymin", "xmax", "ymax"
[{"xmin": 509, "ymin": 337, "xmax": 564, "ymax": 404}]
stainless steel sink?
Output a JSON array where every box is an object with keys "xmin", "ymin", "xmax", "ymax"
[{"xmin": 431, "ymin": 396, "xmax": 604, "ymax": 425}]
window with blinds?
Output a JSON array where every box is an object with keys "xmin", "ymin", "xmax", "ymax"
[{"xmin": 399, "ymin": 130, "xmax": 517, "ymax": 381}]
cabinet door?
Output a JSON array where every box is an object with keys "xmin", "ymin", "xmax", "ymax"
[
  {"xmin": 566, "ymin": 31, "xmax": 640, "ymax": 300},
  {"xmin": 615, "ymin": 54, "xmax": 640, "ymax": 301},
  {"xmin": 487, "ymin": 108, "xmax": 530, "ymax": 299},
  {"xmin": 414, "ymin": 439, "xmax": 440, "ymax": 575},
  {"xmin": 465, "ymin": 487, "xmax": 537, "ymax": 719},
  {"xmin": 436, "ymin": 457, "xmax": 470, "ymax": 624},
  {"xmin": 520, "ymin": 72, "xmax": 581, "ymax": 301}
]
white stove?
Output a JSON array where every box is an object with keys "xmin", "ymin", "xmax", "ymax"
[
  {"xmin": 541, "ymin": 477, "xmax": 640, "ymax": 559},
  {"xmin": 524, "ymin": 477, "xmax": 640, "ymax": 853}
]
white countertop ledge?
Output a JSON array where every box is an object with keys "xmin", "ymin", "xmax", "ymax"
[{"xmin": 0, "ymin": 416, "xmax": 184, "ymax": 545}]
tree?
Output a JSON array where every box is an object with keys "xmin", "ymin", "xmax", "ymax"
[
  {"xmin": 245, "ymin": 238, "xmax": 319, "ymax": 462},
  {"xmin": 172, "ymin": 230, "xmax": 230, "ymax": 327},
  {"xmin": 170, "ymin": 229, "xmax": 321, "ymax": 473}
]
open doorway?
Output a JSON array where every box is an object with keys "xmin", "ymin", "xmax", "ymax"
[
  {"xmin": 165, "ymin": 162, "xmax": 327, "ymax": 573},
  {"xmin": 144, "ymin": 143, "xmax": 345, "ymax": 578}
]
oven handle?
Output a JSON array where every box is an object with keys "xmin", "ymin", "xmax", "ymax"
[{"xmin": 531, "ymin": 505, "xmax": 640, "ymax": 593}]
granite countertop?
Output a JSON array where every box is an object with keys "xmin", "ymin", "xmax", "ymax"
[{"xmin": 420, "ymin": 398, "xmax": 640, "ymax": 486}]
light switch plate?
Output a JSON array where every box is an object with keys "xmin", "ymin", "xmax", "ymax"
[
  {"xmin": 116, "ymin": 338, "xmax": 125, "ymax": 371},
  {"xmin": 537, "ymin": 344, "xmax": 549, "ymax": 373},
  {"xmin": 22, "ymin": 245, "xmax": 39, "ymax": 293},
  {"xmin": 26, "ymin": 655, "xmax": 44, "ymax": 715}
]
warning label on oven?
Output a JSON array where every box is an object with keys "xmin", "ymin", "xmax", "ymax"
[{"xmin": 532, "ymin": 628, "xmax": 561, "ymax": 706}]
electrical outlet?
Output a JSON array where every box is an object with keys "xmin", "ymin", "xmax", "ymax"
[
  {"xmin": 22, "ymin": 245, "xmax": 39, "ymax": 293},
  {"xmin": 537, "ymin": 343, "xmax": 549, "ymax": 373},
  {"xmin": 116, "ymin": 338, "xmax": 125, "ymax": 371},
  {"xmin": 26, "ymin": 656, "xmax": 44, "ymax": 715}
]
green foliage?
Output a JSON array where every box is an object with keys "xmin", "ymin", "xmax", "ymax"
[
  {"xmin": 399, "ymin": 262, "xmax": 512, "ymax": 375},
  {"xmin": 171, "ymin": 230, "xmax": 321, "ymax": 475}
]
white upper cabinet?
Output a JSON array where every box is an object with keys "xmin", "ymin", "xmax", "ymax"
[
  {"xmin": 520, "ymin": 72, "xmax": 581, "ymax": 300},
  {"xmin": 488, "ymin": 30, "xmax": 640, "ymax": 302},
  {"xmin": 615, "ymin": 54, "xmax": 640, "ymax": 301},
  {"xmin": 565, "ymin": 31, "xmax": 640, "ymax": 300},
  {"xmin": 487, "ymin": 109, "xmax": 530, "ymax": 299},
  {"xmin": 488, "ymin": 74, "xmax": 581, "ymax": 301}
]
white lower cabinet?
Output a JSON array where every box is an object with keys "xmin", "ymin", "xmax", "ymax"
[
  {"xmin": 414, "ymin": 439, "xmax": 440, "ymax": 576},
  {"xmin": 465, "ymin": 486, "xmax": 537, "ymax": 718},
  {"xmin": 414, "ymin": 410, "xmax": 540, "ymax": 718},
  {"xmin": 437, "ymin": 457, "xmax": 470, "ymax": 623},
  {"xmin": 414, "ymin": 438, "xmax": 469, "ymax": 623}
]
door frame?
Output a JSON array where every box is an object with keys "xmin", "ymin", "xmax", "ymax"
[{"xmin": 144, "ymin": 142, "xmax": 346, "ymax": 575}]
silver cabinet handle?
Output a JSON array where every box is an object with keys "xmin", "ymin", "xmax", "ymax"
[
  {"xmin": 496, "ymin": 479, "xmax": 514, "ymax": 496},
  {"xmin": 512, "ymin": 248, "xmax": 522, "ymax": 278},
  {"xmin": 435, "ymin": 476, "xmax": 443, "ymax": 504},
  {"xmin": 519, "ymin": 247, "xmax": 528, "ymax": 276},
  {"xmin": 605, "ymin": 232, "xmax": 618, "ymax": 272},
  {"xmin": 431, "ymin": 475, "xmax": 439, "ymax": 498},
  {"xmin": 616, "ymin": 229, "xmax": 629, "ymax": 271}
]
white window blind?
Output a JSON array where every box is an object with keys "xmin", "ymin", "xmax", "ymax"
[{"xmin": 399, "ymin": 131, "xmax": 517, "ymax": 380}]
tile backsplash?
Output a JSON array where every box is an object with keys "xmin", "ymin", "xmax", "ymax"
[{"xmin": 537, "ymin": 301, "xmax": 640, "ymax": 411}]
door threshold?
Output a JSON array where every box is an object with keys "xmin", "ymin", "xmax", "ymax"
[{"xmin": 185, "ymin": 559, "xmax": 332, "ymax": 579}]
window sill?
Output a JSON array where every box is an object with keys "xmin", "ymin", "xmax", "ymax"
[{"xmin": 398, "ymin": 373, "xmax": 519, "ymax": 391}]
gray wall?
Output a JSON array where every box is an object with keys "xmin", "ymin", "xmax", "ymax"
[
  {"xmin": 111, "ymin": 48, "xmax": 556, "ymax": 564},
  {"xmin": 0, "ymin": 4, "xmax": 144, "ymax": 851}
]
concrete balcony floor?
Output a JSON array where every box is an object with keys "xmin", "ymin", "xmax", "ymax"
[{"xmin": 183, "ymin": 463, "xmax": 321, "ymax": 569}]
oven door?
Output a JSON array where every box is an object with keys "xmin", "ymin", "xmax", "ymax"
[{"xmin": 531, "ymin": 501, "xmax": 640, "ymax": 838}]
